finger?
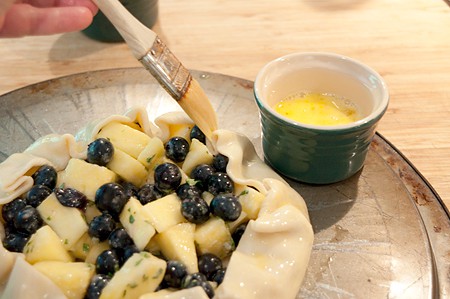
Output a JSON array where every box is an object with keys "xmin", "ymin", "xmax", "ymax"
[
  {"xmin": 23, "ymin": 0, "xmax": 98, "ymax": 15},
  {"xmin": 0, "ymin": 4, "xmax": 94, "ymax": 37}
]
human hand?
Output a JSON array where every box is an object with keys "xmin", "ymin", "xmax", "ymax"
[{"xmin": 0, "ymin": 0, "xmax": 98, "ymax": 37}]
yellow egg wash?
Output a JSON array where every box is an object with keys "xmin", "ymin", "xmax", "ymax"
[{"xmin": 273, "ymin": 93, "xmax": 360, "ymax": 126}]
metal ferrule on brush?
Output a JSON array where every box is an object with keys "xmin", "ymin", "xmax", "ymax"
[{"xmin": 139, "ymin": 37, "xmax": 192, "ymax": 101}]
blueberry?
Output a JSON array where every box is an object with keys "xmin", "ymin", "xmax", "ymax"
[
  {"xmin": 108, "ymin": 228, "xmax": 134, "ymax": 249},
  {"xmin": 210, "ymin": 194, "xmax": 241, "ymax": 221},
  {"xmin": 165, "ymin": 137, "xmax": 190, "ymax": 163},
  {"xmin": 121, "ymin": 244, "xmax": 140, "ymax": 264},
  {"xmin": 85, "ymin": 274, "xmax": 111, "ymax": 299},
  {"xmin": 176, "ymin": 183, "xmax": 201, "ymax": 200},
  {"xmin": 190, "ymin": 164, "xmax": 215, "ymax": 190},
  {"xmin": 13, "ymin": 205, "xmax": 43, "ymax": 235},
  {"xmin": 154, "ymin": 163, "xmax": 182, "ymax": 193},
  {"xmin": 164, "ymin": 260, "xmax": 188, "ymax": 288},
  {"xmin": 207, "ymin": 172, "xmax": 234, "ymax": 195},
  {"xmin": 88, "ymin": 213, "xmax": 116, "ymax": 241},
  {"xmin": 137, "ymin": 183, "xmax": 163, "ymax": 205},
  {"xmin": 198, "ymin": 253, "xmax": 223, "ymax": 280},
  {"xmin": 232, "ymin": 222, "xmax": 247, "ymax": 246},
  {"xmin": 2, "ymin": 230, "xmax": 29, "ymax": 252},
  {"xmin": 190, "ymin": 125, "xmax": 206, "ymax": 144},
  {"xmin": 212, "ymin": 268, "xmax": 226, "ymax": 285},
  {"xmin": 25, "ymin": 185, "xmax": 52, "ymax": 208},
  {"xmin": 182, "ymin": 273, "xmax": 214, "ymax": 298},
  {"xmin": 2, "ymin": 198, "xmax": 26, "ymax": 223},
  {"xmin": 181, "ymin": 196, "xmax": 210, "ymax": 224},
  {"xmin": 95, "ymin": 183, "xmax": 129, "ymax": 220},
  {"xmin": 181, "ymin": 272, "xmax": 207, "ymax": 286},
  {"xmin": 121, "ymin": 181, "xmax": 139, "ymax": 199},
  {"xmin": 212, "ymin": 154, "xmax": 229, "ymax": 173},
  {"xmin": 96, "ymin": 249, "xmax": 121, "ymax": 276},
  {"xmin": 87, "ymin": 138, "xmax": 114, "ymax": 166},
  {"xmin": 54, "ymin": 187, "xmax": 87, "ymax": 209},
  {"xmin": 32, "ymin": 165, "xmax": 57, "ymax": 189}
]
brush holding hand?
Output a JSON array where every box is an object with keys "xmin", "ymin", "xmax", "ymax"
[{"xmin": 0, "ymin": 0, "xmax": 98, "ymax": 37}]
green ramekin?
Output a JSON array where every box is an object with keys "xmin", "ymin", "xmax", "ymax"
[{"xmin": 253, "ymin": 52, "xmax": 389, "ymax": 184}]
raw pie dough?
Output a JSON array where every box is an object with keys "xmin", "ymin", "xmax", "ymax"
[{"xmin": 0, "ymin": 107, "xmax": 314, "ymax": 299}]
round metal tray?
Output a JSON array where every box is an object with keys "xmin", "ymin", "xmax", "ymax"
[{"xmin": 0, "ymin": 68, "xmax": 448, "ymax": 298}]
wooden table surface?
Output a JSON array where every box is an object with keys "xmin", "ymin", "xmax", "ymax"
[{"xmin": 0, "ymin": 0, "xmax": 449, "ymax": 209}]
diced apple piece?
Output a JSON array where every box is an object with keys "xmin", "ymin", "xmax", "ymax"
[
  {"xmin": 120, "ymin": 197, "xmax": 156, "ymax": 250},
  {"xmin": 70, "ymin": 232, "xmax": 95, "ymax": 261},
  {"xmin": 195, "ymin": 217, "xmax": 234, "ymax": 259},
  {"xmin": 33, "ymin": 261, "xmax": 95, "ymax": 299},
  {"xmin": 139, "ymin": 286, "xmax": 210, "ymax": 299},
  {"xmin": 99, "ymin": 252, "xmax": 165, "ymax": 299},
  {"xmin": 85, "ymin": 240, "xmax": 109, "ymax": 264},
  {"xmin": 85, "ymin": 202, "xmax": 102, "ymax": 223},
  {"xmin": 237, "ymin": 186, "xmax": 265, "ymax": 220},
  {"xmin": 107, "ymin": 148, "xmax": 148, "ymax": 187},
  {"xmin": 137, "ymin": 137, "xmax": 165, "ymax": 169},
  {"xmin": 202, "ymin": 191, "xmax": 214, "ymax": 205},
  {"xmin": 97, "ymin": 122, "xmax": 151, "ymax": 159},
  {"xmin": 153, "ymin": 222, "xmax": 198, "ymax": 273},
  {"xmin": 145, "ymin": 236, "xmax": 162, "ymax": 257},
  {"xmin": 139, "ymin": 289, "xmax": 172, "ymax": 298},
  {"xmin": 37, "ymin": 193, "xmax": 88, "ymax": 249},
  {"xmin": 23, "ymin": 225, "xmax": 73, "ymax": 264},
  {"xmin": 181, "ymin": 139, "xmax": 214, "ymax": 175},
  {"xmin": 143, "ymin": 193, "xmax": 186, "ymax": 233},
  {"xmin": 59, "ymin": 158, "xmax": 117, "ymax": 200},
  {"xmin": 56, "ymin": 170, "xmax": 65, "ymax": 190}
]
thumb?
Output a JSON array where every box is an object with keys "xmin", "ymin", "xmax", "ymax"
[
  {"xmin": 0, "ymin": 0, "xmax": 16, "ymax": 15},
  {"xmin": 0, "ymin": 0, "xmax": 16, "ymax": 32}
]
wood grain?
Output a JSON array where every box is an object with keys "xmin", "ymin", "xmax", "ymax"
[{"xmin": 0, "ymin": 0, "xmax": 449, "ymax": 209}]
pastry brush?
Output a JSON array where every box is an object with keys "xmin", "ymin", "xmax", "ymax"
[{"xmin": 91, "ymin": 0, "xmax": 218, "ymax": 141}]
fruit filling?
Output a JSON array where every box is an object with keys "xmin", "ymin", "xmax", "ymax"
[
  {"xmin": 0, "ymin": 108, "xmax": 314, "ymax": 299},
  {"xmin": 1, "ymin": 121, "xmax": 262, "ymax": 299}
]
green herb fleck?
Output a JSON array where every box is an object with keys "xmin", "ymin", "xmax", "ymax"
[
  {"xmin": 129, "ymin": 214, "xmax": 135, "ymax": 224},
  {"xmin": 240, "ymin": 190, "xmax": 249, "ymax": 196},
  {"xmin": 82, "ymin": 243, "xmax": 90, "ymax": 253},
  {"xmin": 64, "ymin": 239, "xmax": 69, "ymax": 245},
  {"xmin": 186, "ymin": 178, "xmax": 199, "ymax": 186},
  {"xmin": 152, "ymin": 268, "xmax": 164, "ymax": 279},
  {"xmin": 135, "ymin": 258, "xmax": 144, "ymax": 266},
  {"xmin": 146, "ymin": 154, "xmax": 155, "ymax": 164},
  {"xmin": 142, "ymin": 274, "xmax": 149, "ymax": 281},
  {"xmin": 25, "ymin": 241, "xmax": 33, "ymax": 254},
  {"xmin": 46, "ymin": 216, "xmax": 52, "ymax": 221}
]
